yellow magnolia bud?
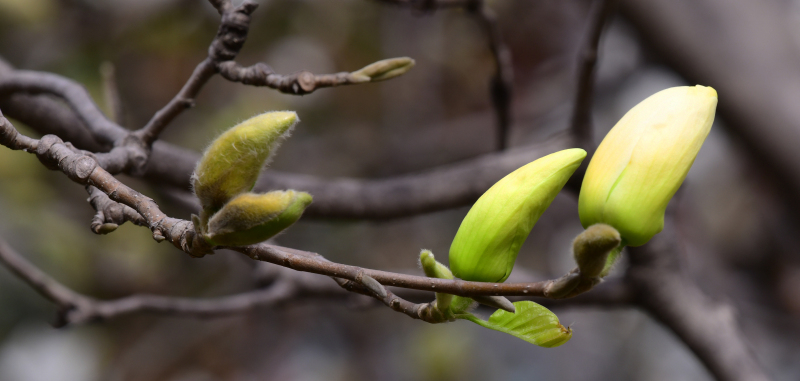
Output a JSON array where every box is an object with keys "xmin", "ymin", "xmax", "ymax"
[
  {"xmin": 193, "ymin": 111, "xmax": 298, "ymax": 213},
  {"xmin": 205, "ymin": 190, "xmax": 312, "ymax": 246},
  {"xmin": 579, "ymin": 85, "xmax": 717, "ymax": 246},
  {"xmin": 449, "ymin": 149, "xmax": 586, "ymax": 283}
]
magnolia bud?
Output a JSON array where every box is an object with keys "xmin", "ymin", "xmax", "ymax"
[
  {"xmin": 204, "ymin": 190, "xmax": 312, "ymax": 246},
  {"xmin": 449, "ymin": 149, "xmax": 586, "ymax": 283},
  {"xmin": 579, "ymin": 86, "xmax": 717, "ymax": 246},
  {"xmin": 193, "ymin": 111, "xmax": 298, "ymax": 213},
  {"xmin": 350, "ymin": 57, "xmax": 415, "ymax": 83}
]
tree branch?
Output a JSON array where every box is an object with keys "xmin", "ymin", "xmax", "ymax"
[
  {"xmin": 570, "ymin": 0, "xmax": 615, "ymax": 150},
  {"xmin": 470, "ymin": 0, "xmax": 513, "ymax": 151},
  {"xmin": 375, "ymin": 0, "xmax": 514, "ymax": 151},
  {"xmin": 627, "ymin": 219, "xmax": 770, "ymax": 381}
]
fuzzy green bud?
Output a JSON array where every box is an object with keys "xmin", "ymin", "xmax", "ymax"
[
  {"xmin": 420, "ymin": 250, "xmax": 454, "ymax": 280},
  {"xmin": 350, "ymin": 57, "xmax": 415, "ymax": 83},
  {"xmin": 193, "ymin": 111, "xmax": 298, "ymax": 213},
  {"xmin": 204, "ymin": 190, "xmax": 312, "ymax": 246},
  {"xmin": 573, "ymin": 224, "xmax": 621, "ymax": 278},
  {"xmin": 449, "ymin": 149, "xmax": 586, "ymax": 283},
  {"xmin": 579, "ymin": 86, "xmax": 717, "ymax": 246}
]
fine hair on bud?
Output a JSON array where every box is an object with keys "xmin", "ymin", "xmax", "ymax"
[{"xmin": 192, "ymin": 111, "xmax": 299, "ymax": 214}]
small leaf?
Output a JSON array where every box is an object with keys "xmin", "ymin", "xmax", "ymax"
[
  {"xmin": 205, "ymin": 190, "xmax": 312, "ymax": 246},
  {"xmin": 458, "ymin": 301, "xmax": 572, "ymax": 348}
]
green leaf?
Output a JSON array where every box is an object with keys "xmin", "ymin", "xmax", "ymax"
[{"xmin": 458, "ymin": 301, "xmax": 572, "ymax": 348}]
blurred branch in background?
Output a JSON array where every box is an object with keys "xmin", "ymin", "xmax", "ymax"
[{"xmin": 0, "ymin": 0, "xmax": 796, "ymax": 380}]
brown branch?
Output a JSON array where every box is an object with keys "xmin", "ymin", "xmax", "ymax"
[
  {"xmin": 570, "ymin": 0, "xmax": 615, "ymax": 150},
  {"xmin": 218, "ymin": 61, "xmax": 390, "ymax": 95},
  {"xmin": 0, "ymin": 67, "xmax": 577, "ymax": 220},
  {"xmin": 0, "ymin": 70, "xmax": 127, "ymax": 145},
  {"xmin": 375, "ymin": 0, "xmax": 514, "ymax": 151},
  {"xmin": 470, "ymin": 0, "xmax": 513, "ymax": 151},
  {"xmin": 135, "ymin": 59, "xmax": 217, "ymax": 145},
  {"xmin": 627, "ymin": 219, "xmax": 770, "ymax": 381},
  {"xmin": 0, "ymin": 114, "xmax": 604, "ymax": 303},
  {"xmin": 86, "ymin": 185, "xmax": 147, "ymax": 235},
  {"xmin": 0, "ymin": 236, "xmax": 363, "ymax": 326}
]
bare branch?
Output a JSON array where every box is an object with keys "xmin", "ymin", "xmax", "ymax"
[
  {"xmin": 217, "ymin": 60, "xmax": 412, "ymax": 95},
  {"xmin": 0, "ymin": 236, "xmax": 363, "ymax": 326},
  {"xmin": 627, "ymin": 220, "xmax": 770, "ymax": 381},
  {"xmin": 207, "ymin": 0, "xmax": 233, "ymax": 14},
  {"xmin": 86, "ymin": 185, "xmax": 147, "ymax": 235},
  {"xmin": 0, "ymin": 70, "xmax": 127, "ymax": 145},
  {"xmin": 375, "ymin": 0, "xmax": 514, "ymax": 151},
  {"xmin": 470, "ymin": 1, "xmax": 514, "ymax": 151},
  {"xmin": 135, "ymin": 59, "xmax": 217, "ymax": 145},
  {"xmin": 570, "ymin": 0, "xmax": 615, "ymax": 149},
  {"xmin": 0, "ymin": 115, "xmax": 605, "ymax": 304}
]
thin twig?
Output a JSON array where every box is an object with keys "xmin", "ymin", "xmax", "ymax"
[
  {"xmin": 135, "ymin": 59, "xmax": 217, "ymax": 145},
  {"xmin": 570, "ymin": 0, "xmax": 615, "ymax": 150},
  {"xmin": 0, "ymin": 236, "xmax": 360, "ymax": 326},
  {"xmin": 375, "ymin": 0, "xmax": 514, "ymax": 151},
  {"xmin": 217, "ymin": 61, "xmax": 394, "ymax": 95},
  {"xmin": 470, "ymin": 0, "xmax": 513, "ymax": 151},
  {"xmin": 0, "ymin": 114, "xmax": 600, "ymax": 302}
]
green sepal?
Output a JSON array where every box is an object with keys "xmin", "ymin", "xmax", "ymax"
[
  {"xmin": 449, "ymin": 296, "xmax": 477, "ymax": 315},
  {"xmin": 457, "ymin": 301, "xmax": 572, "ymax": 348},
  {"xmin": 204, "ymin": 190, "xmax": 312, "ymax": 246},
  {"xmin": 193, "ymin": 111, "xmax": 298, "ymax": 212}
]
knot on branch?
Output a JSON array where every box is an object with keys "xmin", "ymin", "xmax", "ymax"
[
  {"xmin": 35, "ymin": 134, "xmax": 97, "ymax": 182},
  {"xmin": 156, "ymin": 217, "xmax": 214, "ymax": 258},
  {"xmin": 209, "ymin": 2, "xmax": 259, "ymax": 62},
  {"xmin": 87, "ymin": 186, "xmax": 146, "ymax": 234},
  {"xmin": 114, "ymin": 134, "xmax": 150, "ymax": 176}
]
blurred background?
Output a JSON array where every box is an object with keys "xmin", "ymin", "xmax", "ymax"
[{"xmin": 1, "ymin": 0, "xmax": 800, "ymax": 380}]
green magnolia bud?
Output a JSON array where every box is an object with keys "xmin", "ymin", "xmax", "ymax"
[
  {"xmin": 204, "ymin": 190, "xmax": 312, "ymax": 246},
  {"xmin": 449, "ymin": 149, "xmax": 587, "ymax": 283},
  {"xmin": 350, "ymin": 57, "xmax": 415, "ymax": 83},
  {"xmin": 578, "ymin": 86, "xmax": 717, "ymax": 246},
  {"xmin": 193, "ymin": 111, "xmax": 298, "ymax": 213},
  {"xmin": 573, "ymin": 223, "xmax": 621, "ymax": 278}
]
